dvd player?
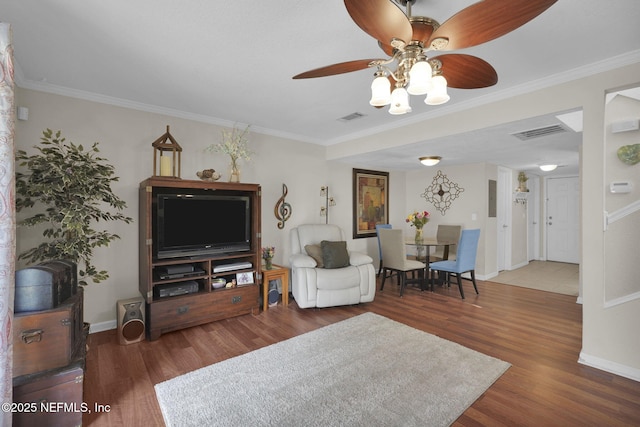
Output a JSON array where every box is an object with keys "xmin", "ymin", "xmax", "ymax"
[
  {"xmin": 158, "ymin": 268, "xmax": 205, "ymax": 280},
  {"xmin": 213, "ymin": 262, "xmax": 253, "ymax": 273},
  {"xmin": 155, "ymin": 280, "xmax": 199, "ymax": 298}
]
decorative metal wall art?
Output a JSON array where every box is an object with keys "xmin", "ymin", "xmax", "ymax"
[
  {"xmin": 421, "ymin": 170, "xmax": 464, "ymax": 215},
  {"xmin": 274, "ymin": 183, "xmax": 292, "ymax": 229}
]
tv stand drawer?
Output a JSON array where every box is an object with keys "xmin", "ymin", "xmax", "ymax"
[{"xmin": 147, "ymin": 285, "xmax": 259, "ymax": 340}]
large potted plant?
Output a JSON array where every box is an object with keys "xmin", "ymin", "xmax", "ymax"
[{"xmin": 15, "ymin": 129, "xmax": 133, "ymax": 285}]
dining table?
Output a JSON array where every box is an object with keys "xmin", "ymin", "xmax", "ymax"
[{"xmin": 405, "ymin": 237, "xmax": 457, "ymax": 290}]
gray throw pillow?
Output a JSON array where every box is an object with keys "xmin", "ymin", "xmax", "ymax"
[
  {"xmin": 321, "ymin": 240, "xmax": 350, "ymax": 269},
  {"xmin": 305, "ymin": 244, "xmax": 324, "ymax": 268}
]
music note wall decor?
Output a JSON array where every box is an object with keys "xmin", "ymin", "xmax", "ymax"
[{"xmin": 274, "ymin": 183, "xmax": 292, "ymax": 229}]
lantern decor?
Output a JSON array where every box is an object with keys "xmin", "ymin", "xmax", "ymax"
[{"xmin": 152, "ymin": 125, "xmax": 182, "ymax": 178}]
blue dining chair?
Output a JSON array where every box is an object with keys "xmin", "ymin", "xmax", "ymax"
[
  {"xmin": 429, "ymin": 229, "xmax": 480, "ymax": 299},
  {"xmin": 375, "ymin": 224, "xmax": 392, "ymax": 277}
]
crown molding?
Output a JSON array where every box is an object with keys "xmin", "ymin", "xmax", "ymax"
[{"xmin": 15, "ymin": 50, "xmax": 640, "ymax": 147}]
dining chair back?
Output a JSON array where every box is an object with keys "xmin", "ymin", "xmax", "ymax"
[
  {"xmin": 375, "ymin": 224, "xmax": 392, "ymax": 276},
  {"xmin": 378, "ymin": 228, "xmax": 426, "ymax": 297},
  {"xmin": 429, "ymin": 229, "xmax": 481, "ymax": 299},
  {"xmin": 431, "ymin": 225, "xmax": 462, "ymax": 261}
]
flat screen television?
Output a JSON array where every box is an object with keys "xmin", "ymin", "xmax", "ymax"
[{"xmin": 154, "ymin": 192, "xmax": 251, "ymax": 259}]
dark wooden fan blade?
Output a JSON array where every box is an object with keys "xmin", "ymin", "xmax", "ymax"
[
  {"xmin": 378, "ymin": 41, "xmax": 395, "ymax": 57},
  {"xmin": 435, "ymin": 54, "xmax": 498, "ymax": 89},
  {"xmin": 344, "ymin": 0, "xmax": 412, "ymax": 46},
  {"xmin": 428, "ymin": 0, "xmax": 557, "ymax": 51},
  {"xmin": 292, "ymin": 59, "xmax": 379, "ymax": 79}
]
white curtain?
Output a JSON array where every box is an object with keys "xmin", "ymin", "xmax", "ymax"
[{"xmin": 0, "ymin": 22, "xmax": 15, "ymax": 427}]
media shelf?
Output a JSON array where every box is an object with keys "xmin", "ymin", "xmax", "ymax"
[{"xmin": 139, "ymin": 177, "xmax": 261, "ymax": 340}]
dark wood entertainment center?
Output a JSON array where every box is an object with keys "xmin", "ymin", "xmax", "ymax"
[{"xmin": 139, "ymin": 177, "xmax": 261, "ymax": 340}]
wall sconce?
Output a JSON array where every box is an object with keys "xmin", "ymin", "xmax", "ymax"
[
  {"xmin": 152, "ymin": 125, "xmax": 182, "ymax": 178},
  {"xmin": 320, "ymin": 186, "xmax": 336, "ymax": 224}
]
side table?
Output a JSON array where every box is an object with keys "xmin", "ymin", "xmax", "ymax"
[{"xmin": 261, "ymin": 264, "xmax": 289, "ymax": 311}]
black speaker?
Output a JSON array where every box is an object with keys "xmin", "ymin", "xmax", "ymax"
[
  {"xmin": 267, "ymin": 279, "xmax": 279, "ymax": 307},
  {"xmin": 117, "ymin": 297, "xmax": 145, "ymax": 345}
]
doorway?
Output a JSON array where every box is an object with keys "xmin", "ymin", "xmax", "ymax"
[{"xmin": 497, "ymin": 167, "xmax": 512, "ymax": 272}]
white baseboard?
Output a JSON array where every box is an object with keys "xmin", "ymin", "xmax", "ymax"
[
  {"xmin": 89, "ymin": 319, "xmax": 117, "ymax": 334},
  {"xmin": 578, "ymin": 351, "xmax": 640, "ymax": 382},
  {"xmin": 477, "ymin": 271, "xmax": 498, "ymax": 281},
  {"xmin": 509, "ymin": 260, "xmax": 529, "ymax": 270}
]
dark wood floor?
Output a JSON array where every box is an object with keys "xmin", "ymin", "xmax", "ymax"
[{"xmin": 83, "ymin": 278, "xmax": 640, "ymax": 426}]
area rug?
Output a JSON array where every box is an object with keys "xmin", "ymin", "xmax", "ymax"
[
  {"xmin": 154, "ymin": 312, "xmax": 510, "ymax": 427},
  {"xmin": 492, "ymin": 261, "xmax": 579, "ymax": 296}
]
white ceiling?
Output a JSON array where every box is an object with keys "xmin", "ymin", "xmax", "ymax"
[{"xmin": 3, "ymin": 0, "xmax": 640, "ymax": 174}]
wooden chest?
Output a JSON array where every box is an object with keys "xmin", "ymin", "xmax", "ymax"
[
  {"xmin": 13, "ymin": 353, "xmax": 86, "ymax": 427},
  {"xmin": 13, "ymin": 288, "xmax": 84, "ymax": 377}
]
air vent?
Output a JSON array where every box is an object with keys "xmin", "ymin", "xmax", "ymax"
[
  {"xmin": 511, "ymin": 124, "xmax": 568, "ymax": 141},
  {"xmin": 338, "ymin": 112, "xmax": 366, "ymax": 122}
]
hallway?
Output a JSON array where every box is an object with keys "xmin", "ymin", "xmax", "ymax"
[{"xmin": 491, "ymin": 261, "xmax": 579, "ymax": 296}]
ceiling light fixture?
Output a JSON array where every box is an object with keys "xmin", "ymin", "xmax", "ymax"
[
  {"xmin": 420, "ymin": 156, "xmax": 441, "ymax": 166},
  {"xmin": 539, "ymin": 164, "xmax": 558, "ymax": 172}
]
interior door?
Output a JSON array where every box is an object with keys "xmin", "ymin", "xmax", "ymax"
[
  {"xmin": 546, "ymin": 176, "xmax": 579, "ymax": 263},
  {"xmin": 497, "ymin": 167, "xmax": 512, "ymax": 271},
  {"xmin": 527, "ymin": 176, "xmax": 540, "ymax": 261}
]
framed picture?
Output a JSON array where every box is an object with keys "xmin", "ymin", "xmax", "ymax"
[
  {"xmin": 235, "ymin": 271, "xmax": 254, "ymax": 286},
  {"xmin": 352, "ymin": 168, "xmax": 389, "ymax": 239}
]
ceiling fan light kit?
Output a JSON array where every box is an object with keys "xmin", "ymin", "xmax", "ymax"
[
  {"xmin": 293, "ymin": 0, "xmax": 557, "ymax": 116},
  {"xmin": 389, "ymin": 87, "xmax": 412, "ymax": 115},
  {"xmin": 369, "ymin": 72, "xmax": 392, "ymax": 106}
]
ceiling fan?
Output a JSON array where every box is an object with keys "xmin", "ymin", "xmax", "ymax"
[{"xmin": 293, "ymin": 0, "xmax": 557, "ymax": 114}]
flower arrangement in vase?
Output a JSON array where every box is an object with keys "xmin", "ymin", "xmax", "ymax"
[
  {"xmin": 406, "ymin": 210, "xmax": 430, "ymax": 243},
  {"xmin": 262, "ymin": 246, "xmax": 275, "ymax": 270},
  {"xmin": 206, "ymin": 125, "xmax": 252, "ymax": 182}
]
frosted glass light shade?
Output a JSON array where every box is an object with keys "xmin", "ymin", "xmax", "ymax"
[
  {"xmin": 539, "ymin": 164, "xmax": 558, "ymax": 171},
  {"xmin": 369, "ymin": 76, "xmax": 391, "ymax": 106},
  {"xmin": 389, "ymin": 87, "xmax": 411, "ymax": 115},
  {"xmin": 425, "ymin": 75, "xmax": 450, "ymax": 105},
  {"xmin": 419, "ymin": 156, "xmax": 441, "ymax": 166},
  {"xmin": 407, "ymin": 61, "xmax": 432, "ymax": 95}
]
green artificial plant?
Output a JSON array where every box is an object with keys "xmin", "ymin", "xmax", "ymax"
[{"xmin": 15, "ymin": 129, "xmax": 133, "ymax": 285}]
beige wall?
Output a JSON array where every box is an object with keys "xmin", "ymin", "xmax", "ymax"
[
  {"xmin": 405, "ymin": 163, "xmax": 497, "ymax": 278},
  {"xmin": 14, "ymin": 60, "xmax": 640, "ymax": 381},
  {"xmin": 14, "ymin": 89, "xmax": 330, "ymax": 326},
  {"xmin": 328, "ymin": 61, "xmax": 640, "ymax": 380}
]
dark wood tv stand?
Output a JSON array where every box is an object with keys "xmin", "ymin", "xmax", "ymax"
[{"xmin": 139, "ymin": 177, "xmax": 261, "ymax": 340}]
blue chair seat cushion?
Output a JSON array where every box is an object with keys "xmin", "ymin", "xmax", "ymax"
[{"xmin": 429, "ymin": 260, "xmax": 457, "ymax": 272}]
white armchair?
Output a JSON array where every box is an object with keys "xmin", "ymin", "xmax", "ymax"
[{"xmin": 289, "ymin": 224, "xmax": 376, "ymax": 308}]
